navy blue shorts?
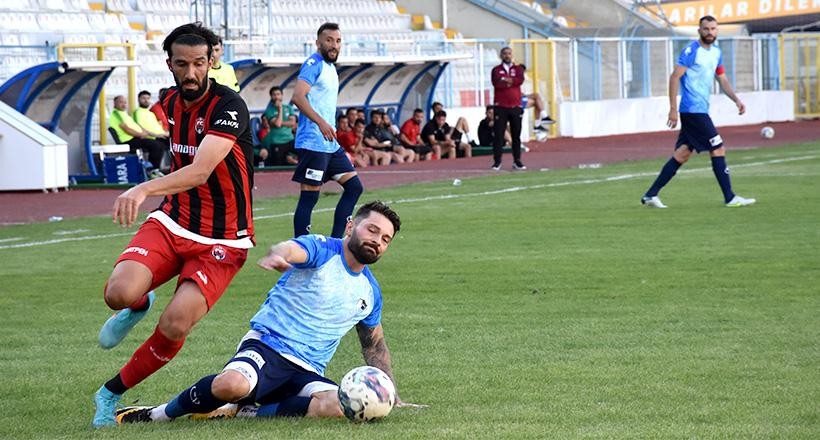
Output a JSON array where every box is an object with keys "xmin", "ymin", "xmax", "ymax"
[
  {"xmin": 676, "ymin": 113, "xmax": 723, "ymax": 153},
  {"xmin": 291, "ymin": 147, "xmax": 355, "ymax": 186},
  {"xmin": 224, "ymin": 337, "xmax": 337, "ymax": 405}
]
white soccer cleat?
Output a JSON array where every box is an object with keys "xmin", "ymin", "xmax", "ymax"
[
  {"xmin": 726, "ymin": 195, "xmax": 756, "ymax": 207},
  {"xmin": 641, "ymin": 196, "xmax": 667, "ymax": 208}
]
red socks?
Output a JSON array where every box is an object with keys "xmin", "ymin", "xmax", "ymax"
[
  {"xmin": 129, "ymin": 294, "xmax": 150, "ymax": 311},
  {"xmin": 120, "ymin": 325, "xmax": 185, "ymax": 388}
]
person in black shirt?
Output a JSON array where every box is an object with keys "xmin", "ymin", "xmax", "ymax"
[
  {"xmin": 477, "ymin": 106, "xmax": 511, "ymax": 147},
  {"xmin": 420, "ymin": 110, "xmax": 457, "ymax": 159},
  {"xmin": 363, "ymin": 110, "xmax": 413, "ymax": 163}
]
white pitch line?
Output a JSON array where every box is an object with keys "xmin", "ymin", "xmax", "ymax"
[
  {"xmin": 53, "ymin": 228, "xmax": 91, "ymax": 236},
  {"xmin": 360, "ymin": 169, "xmax": 497, "ymax": 174},
  {"xmin": 0, "ymin": 232, "xmax": 134, "ymax": 250},
  {"xmin": 1, "ymin": 154, "xmax": 816, "ymax": 250},
  {"xmin": 0, "ymin": 237, "xmax": 24, "ymax": 243}
]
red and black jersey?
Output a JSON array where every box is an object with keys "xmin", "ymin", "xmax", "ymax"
[
  {"xmin": 491, "ymin": 63, "xmax": 525, "ymax": 108},
  {"xmin": 158, "ymin": 80, "xmax": 255, "ymax": 241}
]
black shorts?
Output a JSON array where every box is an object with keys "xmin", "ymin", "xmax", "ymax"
[
  {"xmin": 224, "ymin": 336, "xmax": 337, "ymax": 405},
  {"xmin": 451, "ymin": 128, "xmax": 463, "ymax": 144},
  {"xmin": 676, "ymin": 113, "xmax": 723, "ymax": 153},
  {"xmin": 408, "ymin": 144, "xmax": 432, "ymax": 155},
  {"xmin": 292, "ymin": 147, "xmax": 355, "ymax": 186}
]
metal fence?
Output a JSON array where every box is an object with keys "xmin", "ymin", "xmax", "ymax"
[
  {"xmin": 779, "ymin": 33, "xmax": 820, "ymax": 118},
  {"xmin": 436, "ymin": 35, "xmax": 784, "ymax": 110}
]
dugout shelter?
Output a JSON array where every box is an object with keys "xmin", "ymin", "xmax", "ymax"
[
  {"xmin": 234, "ymin": 53, "xmax": 471, "ymax": 125},
  {"xmin": 0, "ymin": 59, "xmax": 140, "ymax": 182}
]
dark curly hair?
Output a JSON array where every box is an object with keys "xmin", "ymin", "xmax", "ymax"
[
  {"xmin": 355, "ymin": 201, "xmax": 401, "ymax": 234},
  {"xmin": 162, "ymin": 22, "xmax": 220, "ymax": 60}
]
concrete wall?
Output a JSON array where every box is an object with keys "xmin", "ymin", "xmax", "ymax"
[
  {"xmin": 559, "ymin": 90, "xmax": 795, "ymax": 138},
  {"xmin": 446, "ymin": 0, "xmax": 528, "ymax": 40},
  {"xmin": 396, "ymin": 0, "xmax": 528, "ymax": 40}
]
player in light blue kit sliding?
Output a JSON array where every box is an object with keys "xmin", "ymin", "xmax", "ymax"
[
  {"xmin": 291, "ymin": 22, "xmax": 363, "ymax": 238},
  {"xmin": 641, "ymin": 15, "xmax": 755, "ymax": 208},
  {"xmin": 115, "ymin": 201, "xmax": 423, "ymax": 424}
]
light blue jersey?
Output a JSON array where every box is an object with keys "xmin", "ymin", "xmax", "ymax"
[
  {"xmin": 294, "ymin": 52, "xmax": 340, "ymax": 153},
  {"xmin": 677, "ymin": 40, "xmax": 724, "ymax": 114},
  {"xmin": 250, "ymin": 234, "xmax": 382, "ymax": 375}
]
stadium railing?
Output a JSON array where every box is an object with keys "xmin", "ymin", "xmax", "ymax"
[{"xmin": 778, "ymin": 32, "xmax": 820, "ymax": 118}]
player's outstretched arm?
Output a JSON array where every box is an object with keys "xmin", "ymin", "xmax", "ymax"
[
  {"xmin": 356, "ymin": 323, "xmax": 426, "ymax": 408},
  {"xmin": 716, "ymin": 74, "xmax": 745, "ymax": 115},
  {"xmin": 257, "ymin": 240, "xmax": 308, "ymax": 272},
  {"xmin": 112, "ymin": 134, "xmax": 233, "ymax": 227}
]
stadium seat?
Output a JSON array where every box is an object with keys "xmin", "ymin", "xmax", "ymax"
[
  {"xmin": 250, "ymin": 116, "xmax": 261, "ymax": 146},
  {"xmin": 38, "ymin": 0, "xmax": 66, "ymax": 11},
  {"xmin": 107, "ymin": 126, "xmax": 123, "ymax": 144}
]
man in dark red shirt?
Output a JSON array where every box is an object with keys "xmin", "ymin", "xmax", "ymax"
[
  {"xmin": 149, "ymin": 87, "xmax": 170, "ymax": 132},
  {"xmin": 92, "ymin": 22, "xmax": 255, "ymax": 428},
  {"xmin": 491, "ymin": 46, "xmax": 526, "ymax": 171}
]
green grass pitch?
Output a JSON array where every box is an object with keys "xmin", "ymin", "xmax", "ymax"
[{"xmin": 0, "ymin": 142, "xmax": 817, "ymax": 439}]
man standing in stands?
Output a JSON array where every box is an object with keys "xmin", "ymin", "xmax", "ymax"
[
  {"xmin": 109, "ymin": 95, "xmax": 167, "ymax": 176},
  {"xmin": 92, "ymin": 22, "xmax": 255, "ymax": 428},
  {"xmin": 490, "ymin": 47, "xmax": 527, "ymax": 171},
  {"xmin": 290, "ymin": 22, "xmax": 363, "ymax": 239},
  {"xmin": 208, "ymin": 36, "xmax": 239, "ymax": 92}
]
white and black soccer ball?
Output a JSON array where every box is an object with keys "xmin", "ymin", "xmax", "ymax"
[
  {"xmin": 337, "ymin": 366, "xmax": 396, "ymax": 422},
  {"xmin": 760, "ymin": 126, "xmax": 775, "ymax": 139}
]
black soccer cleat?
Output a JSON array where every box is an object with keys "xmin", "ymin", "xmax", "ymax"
[{"xmin": 115, "ymin": 406, "xmax": 155, "ymax": 424}]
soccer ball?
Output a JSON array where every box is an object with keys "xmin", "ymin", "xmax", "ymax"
[
  {"xmin": 760, "ymin": 126, "xmax": 775, "ymax": 139},
  {"xmin": 337, "ymin": 366, "xmax": 396, "ymax": 422}
]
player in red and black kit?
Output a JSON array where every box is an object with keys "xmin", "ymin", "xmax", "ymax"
[
  {"xmin": 491, "ymin": 46, "xmax": 527, "ymax": 171},
  {"xmin": 92, "ymin": 23, "xmax": 255, "ymax": 428}
]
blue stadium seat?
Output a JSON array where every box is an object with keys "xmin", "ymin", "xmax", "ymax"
[{"xmin": 250, "ymin": 116, "xmax": 261, "ymax": 146}]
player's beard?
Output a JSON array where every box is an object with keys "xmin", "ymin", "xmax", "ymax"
[
  {"xmin": 177, "ymin": 76, "xmax": 208, "ymax": 101},
  {"xmin": 348, "ymin": 232, "xmax": 380, "ymax": 265},
  {"xmin": 320, "ymin": 46, "xmax": 338, "ymax": 64},
  {"xmin": 700, "ymin": 34, "xmax": 716, "ymax": 45}
]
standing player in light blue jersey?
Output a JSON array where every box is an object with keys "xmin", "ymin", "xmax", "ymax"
[
  {"xmin": 115, "ymin": 201, "xmax": 423, "ymax": 425},
  {"xmin": 641, "ymin": 15, "xmax": 755, "ymax": 209},
  {"xmin": 291, "ymin": 22, "xmax": 363, "ymax": 238}
]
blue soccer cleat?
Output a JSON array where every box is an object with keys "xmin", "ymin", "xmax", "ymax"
[
  {"xmin": 92, "ymin": 386, "xmax": 122, "ymax": 428},
  {"xmin": 98, "ymin": 291, "xmax": 156, "ymax": 349}
]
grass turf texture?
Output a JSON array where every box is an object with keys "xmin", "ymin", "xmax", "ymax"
[{"xmin": 0, "ymin": 142, "xmax": 817, "ymax": 439}]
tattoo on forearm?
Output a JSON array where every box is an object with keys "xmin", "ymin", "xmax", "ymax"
[{"xmin": 358, "ymin": 325, "xmax": 398, "ymax": 390}]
